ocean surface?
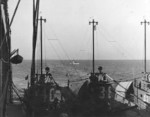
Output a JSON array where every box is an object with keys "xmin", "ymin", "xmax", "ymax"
[
  {"xmin": 11, "ymin": 60, "xmax": 150, "ymax": 117},
  {"xmin": 12, "ymin": 60, "xmax": 150, "ymax": 90}
]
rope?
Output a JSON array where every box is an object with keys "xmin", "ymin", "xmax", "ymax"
[
  {"xmin": 106, "ymin": 74, "xmax": 150, "ymax": 111},
  {"xmin": 107, "ymin": 74, "xmax": 150, "ymax": 116},
  {"xmin": 42, "ymin": 21, "xmax": 89, "ymax": 79},
  {"xmin": 57, "ymin": 40, "xmax": 71, "ymax": 61},
  {"xmin": 12, "ymin": 82, "xmax": 24, "ymax": 103},
  {"xmin": 0, "ymin": 0, "xmax": 21, "ymax": 52},
  {"xmin": 111, "ymin": 85, "xmax": 133, "ymax": 104},
  {"xmin": 42, "ymin": 23, "xmax": 66, "ymax": 65},
  {"xmin": 97, "ymin": 27, "xmax": 134, "ymax": 59},
  {"xmin": 69, "ymin": 77, "xmax": 89, "ymax": 83},
  {"xmin": 43, "ymin": 23, "xmax": 48, "ymax": 67},
  {"xmin": 12, "ymin": 82, "xmax": 24, "ymax": 93},
  {"xmin": 74, "ymin": 26, "xmax": 90, "ymax": 60},
  {"xmin": 118, "ymin": 76, "xmax": 143, "ymax": 82},
  {"xmin": 57, "ymin": 40, "xmax": 86, "ymax": 78},
  {"xmin": 9, "ymin": 0, "xmax": 21, "ymax": 26},
  {"xmin": 67, "ymin": 72, "xmax": 148, "ymax": 114},
  {"xmin": 0, "ymin": 58, "xmax": 9, "ymax": 63},
  {"xmin": 41, "ymin": 22, "xmax": 92, "ymax": 83},
  {"xmin": 46, "ymin": 35, "xmax": 86, "ymax": 80},
  {"xmin": 47, "ymin": 40, "xmax": 66, "ymax": 65},
  {"xmin": 12, "ymin": 85, "xmax": 23, "ymax": 103}
]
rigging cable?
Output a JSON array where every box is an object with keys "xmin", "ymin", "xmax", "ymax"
[
  {"xmin": 0, "ymin": 58, "xmax": 9, "ymax": 63},
  {"xmin": 73, "ymin": 24, "xmax": 90, "ymax": 60},
  {"xmin": 47, "ymin": 39, "xmax": 89, "ymax": 80},
  {"xmin": 57, "ymin": 39, "xmax": 81, "ymax": 73},
  {"xmin": 43, "ymin": 22, "xmax": 87, "ymax": 79},
  {"xmin": 46, "ymin": 39, "xmax": 66, "ymax": 65},
  {"xmin": 43, "ymin": 27, "xmax": 66, "ymax": 65},
  {"xmin": 57, "ymin": 38, "xmax": 94, "ymax": 78},
  {"xmin": 106, "ymin": 74, "xmax": 150, "ymax": 111},
  {"xmin": 97, "ymin": 25, "xmax": 134, "ymax": 60},
  {"xmin": 43, "ymin": 22, "xmax": 48, "ymax": 67},
  {"xmin": 57, "ymin": 40, "xmax": 71, "ymax": 61},
  {"xmin": 44, "ymin": 24, "xmax": 144, "ymax": 83},
  {"xmin": 44, "ymin": 21, "xmax": 76, "ymax": 62},
  {"xmin": 0, "ymin": 0, "xmax": 21, "ymax": 52},
  {"xmin": 42, "ymin": 21, "xmax": 66, "ymax": 64},
  {"xmin": 12, "ymin": 82, "xmax": 23, "ymax": 103},
  {"xmin": 9, "ymin": 0, "xmax": 21, "ymax": 26}
]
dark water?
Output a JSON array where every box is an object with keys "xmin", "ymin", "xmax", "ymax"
[{"xmin": 12, "ymin": 60, "xmax": 150, "ymax": 89}]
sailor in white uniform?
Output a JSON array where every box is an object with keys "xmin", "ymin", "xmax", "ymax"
[
  {"xmin": 96, "ymin": 66, "xmax": 107, "ymax": 82},
  {"xmin": 45, "ymin": 67, "xmax": 53, "ymax": 83}
]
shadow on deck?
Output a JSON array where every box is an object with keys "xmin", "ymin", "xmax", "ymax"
[{"xmin": 6, "ymin": 103, "xmax": 25, "ymax": 117}]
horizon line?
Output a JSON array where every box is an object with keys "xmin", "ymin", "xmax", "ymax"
[{"xmin": 22, "ymin": 59, "xmax": 149, "ymax": 61}]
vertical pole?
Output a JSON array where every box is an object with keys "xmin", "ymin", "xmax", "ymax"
[
  {"xmin": 89, "ymin": 19, "xmax": 98, "ymax": 74},
  {"xmin": 92, "ymin": 20, "xmax": 95, "ymax": 74},
  {"xmin": 31, "ymin": 0, "xmax": 40, "ymax": 86},
  {"xmin": 0, "ymin": 0, "xmax": 2, "ymax": 99},
  {"xmin": 33, "ymin": 0, "xmax": 35, "ymax": 24},
  {"xmin": 38, "ymin": 16, "xmax": 46, "ymax": 75},
  {"xmin": 8, "ymin": 22, "xmax": 12, "ymax": 104},
  {"xmin": 144, "ymin": 21, "xmax": 146, "ymax": 73},
  {"xmin": 141, "ymin": 19, "xmax": 149, "ymax": 73},
  {"xmin": 30, "ymin": 0, "xmax": 36, "ymax": 86},
  {"xmin": 0, "ymin": 1, "xmax": 2, "ymax": 117},
  {"xmin": 40, "ymin": 16, "xmax": 43, "ymax": 75}
]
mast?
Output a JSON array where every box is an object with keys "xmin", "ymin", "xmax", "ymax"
[
  {"xmin": 0, "ymin": 0, "xmax": 2, "ymax": 101},
  {"xmin": 0, "ymin": 0, "xmax": 11, "ymax": 116},
  {"xmin": 141, "ymin": 19, "xmax": 149, "ymax": 73},
  {"xmin": 31, "ymin": 0, "xmax": 40, "ymax": 85},
  {"xmin": 38, "ymin": 16, "xmax": 46, "ymax": 75},
  {"xmin": 89, "ymin": 19, "xmax": 98, "ymax": 74}
]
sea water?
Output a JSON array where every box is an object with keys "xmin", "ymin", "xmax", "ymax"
[
  {"xmin": 12, "ymin": 60, "xmax": 150, "ymax": 89},
  {"xmin": 11, "ymin": 60, "xmax": 150, "ymax": 117}
]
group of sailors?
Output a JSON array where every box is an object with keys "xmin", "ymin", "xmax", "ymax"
[
  {"xmin": 40, "ymin": 65, "xmax": 107, "ymax": 84},
  {"xmin": 37, "ymin": 65, "xmax": 111, "ymax": 112}
]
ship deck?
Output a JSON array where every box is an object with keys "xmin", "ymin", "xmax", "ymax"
[
  {"xmin": 6, "ymin": 103, "xmax": 25, "ymax": 117},
  {"xmin": 4, "ymin": 103, "xmax": 149, "ymax": 117}
]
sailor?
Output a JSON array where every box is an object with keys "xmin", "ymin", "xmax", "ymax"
[
  {"xmin": 45, "ymin": 67, "xmax": 53, "ymax": 83},
  {"xmin": 96, "ymin": 66, "xmax": 107, "ymax": 81},
  {"xmin": 90, "ymin": 73, "xmax": 98, "ymax": 83}
]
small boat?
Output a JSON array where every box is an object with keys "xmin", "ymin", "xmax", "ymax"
[{"xmin": 70, "ymin": 60, "xmax": 79, "ymax": 65}]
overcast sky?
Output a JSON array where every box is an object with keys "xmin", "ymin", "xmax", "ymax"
[{"xmin": 8, "ymin": 0, "xmax": 150, "ymax": 60}]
